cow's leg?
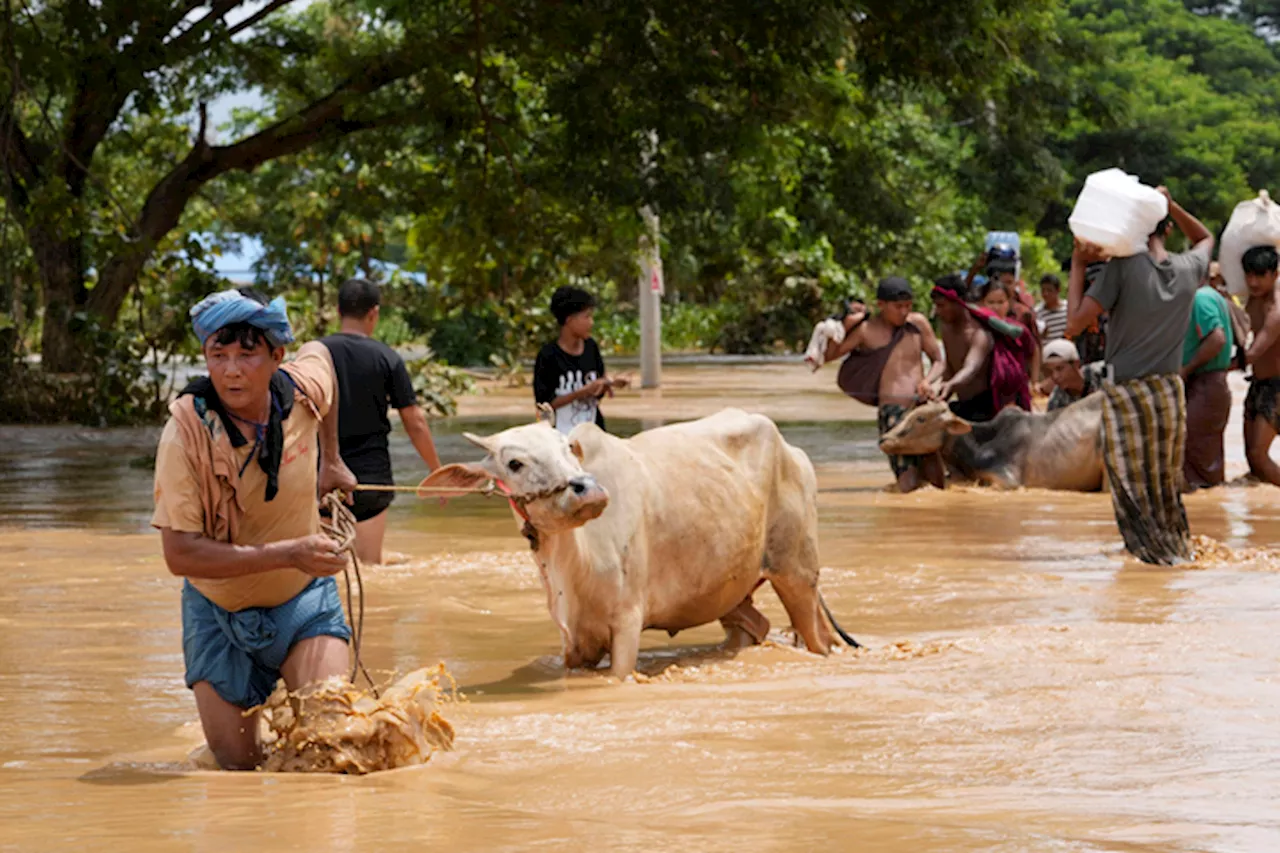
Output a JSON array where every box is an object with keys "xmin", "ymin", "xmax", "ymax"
[
  {"xmin": 719, "ymin": 591, "xmax": 770, "ymax": 650},
  {"xmin": 921, "ymin": 453, "xmax": 947, "ymax": 490},
  {"xmin": 609, "ymin": 608, "xmax": 644, "ymax": 678},
  {"xmin": 768, "ymin": 573, "xmax": 831, "ymax": 655}
]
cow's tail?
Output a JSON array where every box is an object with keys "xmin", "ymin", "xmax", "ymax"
[{"xmin": 819, "ymin": 592, "xmax": 861, "ymax": 649}]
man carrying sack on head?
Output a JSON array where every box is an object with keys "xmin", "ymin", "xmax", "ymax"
[
  {"xmin": 1066, "ymin": 187, "xmax": 1213, "ymax": 565},
  {"xmin": 152, "ymin": 287, "xmax": 357, "ymax": 770}
]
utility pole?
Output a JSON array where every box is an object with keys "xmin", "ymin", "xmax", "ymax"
[
  {"xmin": 638, "ymin": 205, "xmax": 663, "ymax": 389},
  {"xmin": 638, "ymin": 130, "xmax": 662, "ymax": 389}
]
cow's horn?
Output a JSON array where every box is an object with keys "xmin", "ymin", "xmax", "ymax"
[
  {"xmin": 462, "ymin": 432, "xmax": 499, "ymax": 456},
  {"xmin": 536, "ymin": 402, "xmax": 556, "ymax": 429}
]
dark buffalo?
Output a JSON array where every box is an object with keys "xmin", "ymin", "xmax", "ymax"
[{"xmin": 878, "ymin": 394, "xmax": 1104, "ymax": 491}]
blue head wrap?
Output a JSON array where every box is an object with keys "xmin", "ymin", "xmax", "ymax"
[{"xmin": 190, "ymin": 290, "xmax": 295, "ymax": 348}]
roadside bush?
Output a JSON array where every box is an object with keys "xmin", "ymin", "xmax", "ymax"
[{"xmin": 405, "ymin": 349, "xmax": 478, "ymax": 417}]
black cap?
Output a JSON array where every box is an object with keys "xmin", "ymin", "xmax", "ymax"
[{"xmin": 876, "ymin": 276, "xmax": 913, "ymax": 302}]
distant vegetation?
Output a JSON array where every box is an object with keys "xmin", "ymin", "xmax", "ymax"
[{"xmin": 2, "ymin": 0, "xmax": 1280, "ymax": 421}]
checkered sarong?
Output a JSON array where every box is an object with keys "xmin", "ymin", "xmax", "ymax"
[{"xmin": 1100, "ymin": 374, "xmax": 1190, "ymax": 565}]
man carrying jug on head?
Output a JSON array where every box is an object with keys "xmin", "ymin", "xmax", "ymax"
[{"xmin": 1066, "ymin": 186, "xmax": 1213, "ymax": 565}]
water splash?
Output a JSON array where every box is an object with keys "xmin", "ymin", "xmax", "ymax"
[
  {"xmin": 1188, "ymin": 534, "xmax": 1280, "ymax": 568},
  {"xmin": 254, "ymin": 665, "xmax": 458, "ymax": 774}
]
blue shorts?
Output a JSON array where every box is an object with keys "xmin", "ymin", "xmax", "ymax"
[{"xmin": 182, "ymin": 577, "xmax": 351, "ymax": 708}]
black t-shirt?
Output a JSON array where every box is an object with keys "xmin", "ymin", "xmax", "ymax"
[
  {"xmin": 321, "ymin": 333, "xmax": 417, "ymax": 473},
  {"xmin": 533, "ymin": 338, "xmax": 607, "ymax": 435}
]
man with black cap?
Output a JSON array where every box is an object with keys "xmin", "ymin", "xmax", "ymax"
[{"xmin": 823, "ymin": 276, "xmax": 946, "ymax": 492}]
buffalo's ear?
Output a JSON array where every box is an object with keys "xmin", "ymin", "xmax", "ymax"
[
  {"xmin": 417, "ymin": 463, "xmax": 492, "ymax": 499},
  {"xmin": 945, "ymin": 414, "xmax": 973, "ymax": 436}
]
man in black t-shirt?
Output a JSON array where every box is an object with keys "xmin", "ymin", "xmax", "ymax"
[
  {"xmin": 533, "ymin": 287, "xmax": 629, "ymax": 435},
  {"xmin": 322, "ymin": 278, "xmax": 441, "ymax": 564}
]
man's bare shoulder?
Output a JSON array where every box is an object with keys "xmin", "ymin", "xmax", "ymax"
[
  {"xmin": 906, "ymin": 312, "xmax": 933, "ymax": 332},
  {"xmin": 963, "ymin": 317, "xmax": 992, "ymax": 340}
]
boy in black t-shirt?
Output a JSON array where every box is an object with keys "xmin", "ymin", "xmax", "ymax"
[
  {"xmin": 533, "ymin": 287, "xmax": 629, "ymax": 434},
  {"xmin": 321, "ymin": 278, "xmax": 441, "ymax": 564}
]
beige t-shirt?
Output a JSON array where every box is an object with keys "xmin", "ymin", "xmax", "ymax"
[{"xmin": 152, "ymin": 349, "xmax": 334, "ymax": 611}]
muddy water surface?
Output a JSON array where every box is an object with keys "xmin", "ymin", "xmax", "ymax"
[{"xmin": 3, "ymin": 366, "xmax": 1280, "ymax": 851}]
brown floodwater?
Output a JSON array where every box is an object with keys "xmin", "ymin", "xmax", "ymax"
[{"xmin": 3, "ymin": 366, "xmax": 1280, "ymax": 851}]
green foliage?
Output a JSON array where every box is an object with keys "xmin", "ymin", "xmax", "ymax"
[
  {"xmin": 0, "ymin": 318, "xmax": 168, "ymax": 426},
  {"xmin": 1019, "ymin": 231, "xmax": 1064, "ymax": 295},
  {"xmin": 593, "ymin": 302, "xmax": 733, "ymax": 355},
  {"xmin": 404, "ymin": 351, "xmax": 477, "ymax": 419},
  {"xmin": 11, "ymin": 0, "xmax": 1280, "ymax": 423}
]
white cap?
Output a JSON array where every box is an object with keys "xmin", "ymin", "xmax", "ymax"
[{"xmin": 1043, "ymin": 339, "xmax": 1080, "ymax": 363}]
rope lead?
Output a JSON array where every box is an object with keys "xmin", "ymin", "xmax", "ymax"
[{"xmin": 319, "ymin": 491, "xmax": 378, "ymax": 696}]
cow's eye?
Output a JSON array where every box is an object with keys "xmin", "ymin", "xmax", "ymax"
[{"xmin": 507, "ymin": 459, "xmax": 524, "ymax": 473}]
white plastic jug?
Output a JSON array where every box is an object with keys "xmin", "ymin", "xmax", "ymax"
[
  {"xmin": 1068, "ymin": 168, "xmax": 1169, "ymax": 258},
  {"xmin": 1219, "ymin": 190, "xmax": 1280, "ymax": 297}
]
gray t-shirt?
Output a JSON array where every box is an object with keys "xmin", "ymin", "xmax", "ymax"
[{"xmin": 1086, "ymin": 250, "xmax": 1208, "ymax": 382}]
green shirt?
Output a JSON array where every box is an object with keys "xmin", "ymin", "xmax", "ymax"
[{"xmin": 1182, "ymin": 287, "xmax": 1234, "ymax": 375}]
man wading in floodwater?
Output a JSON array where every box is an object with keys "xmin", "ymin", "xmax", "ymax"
[
  {"xmin": 1066, "ymin": 186, "xmax": 1213, "ymax": 564},
  {"xmin": 824, "ymin": 276, "xmax": 946, "ymax": 492},
  {"xmin": 322, "ymin": 278, "xmax": 441, "ymax": 565},
  {"xmin": 152, "ymin": 288, "xmax": 357, "ymax": 770}
]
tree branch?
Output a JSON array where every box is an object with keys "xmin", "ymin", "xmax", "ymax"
[
  {"xmin": 223, "ymin": 0, "xmax": 296, "ymax": 43},
  {"xmin": 61, "ymin": 76, "xmax": 132, "ymax": 194},
  {"xmin": 87, "ymin": 55, "xmax": 435, "ymax": 320},
  {"xmin": 0, "ymin": 98, "xmax": 43, "ymax": 216},
  {"xmin": 161, "ymin": 0, "xmax": 297, "ymax": 66},
  {"xmin": 162, "ymin": 0, "xmax": 248, "ymax": 59}
]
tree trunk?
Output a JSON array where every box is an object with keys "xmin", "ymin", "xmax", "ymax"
[{"xmin": 31, "ymin": 232, "xmax": 89, "ymax": 373}]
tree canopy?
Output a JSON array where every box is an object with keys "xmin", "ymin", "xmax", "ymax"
[{"xmin": 4, "ymin": 0, "xmax": 1280, "ymax": 422}]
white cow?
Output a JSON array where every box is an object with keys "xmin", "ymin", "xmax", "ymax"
[{"xmin": 422, "ymin": 408, "xmax": 856, "ymax": 677}]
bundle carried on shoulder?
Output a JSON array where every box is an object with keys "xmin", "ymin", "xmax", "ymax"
[
  {"xmin": 1219, "ymin": 190, "xmax": 1280, "ymax": 297},
  {"xmin": 969, "ymin": 306, "xmax": 1034, "ymax": 412},
  {"xmin": 1068, "ymin": 168, "xmax": 1168, "ymax": 258},
  {"xmin": 931, "ymin": 284, "xmax": 1033, "ymax": 412}
]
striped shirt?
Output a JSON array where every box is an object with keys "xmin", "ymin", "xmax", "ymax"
[{"xmin": 1036, "ymin": 302, "xmax": 1069, "ymax": 342}]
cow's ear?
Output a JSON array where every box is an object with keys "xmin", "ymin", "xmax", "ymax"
[
  {"xmin": 569, "ymin": 439, "xmax": 585, "ymax": 462},
  {"xmin": 945, "ymin": 416, "xmax": 973, "ymax": 436},
  {"xmin": 417, "ymin": 463, "xmax": 493, "ymax": 499}
]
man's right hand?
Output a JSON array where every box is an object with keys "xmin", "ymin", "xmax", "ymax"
[
  {"xmin": 582, "ymin": 378, "xmax": 610, "ymax": 399},
  {"xmin": 290, "ymin": 534, "xmax": 349, "ymax": 577}
]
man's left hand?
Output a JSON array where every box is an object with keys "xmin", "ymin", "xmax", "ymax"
[
  {"xmin": 319, "ymin": 457, "xmax": 358, "ymax": 504},
  {"xmin": 916, "ymin": 380, "xmax": 936, "ymax": 402},
  {"xmin": 1073, "ymin": 237, "xmax": 1111, "ymax": 264}
]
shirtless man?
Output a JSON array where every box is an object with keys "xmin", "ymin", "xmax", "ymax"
[
  {"xmin": 1241, "ymin": 246, "xmax": 1280, "ymax": 486},
  {"xmin": 931, "ymin": 274, "xmax": 996, "ymax": 422},
  {"xmin": 825, "ymin": 276, "xmax": 946, "ymax": 492}
]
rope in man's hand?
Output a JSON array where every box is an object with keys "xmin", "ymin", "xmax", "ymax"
[{"xmin": 319, "ymin": 490, "xmax": 378, "ymax": 696}]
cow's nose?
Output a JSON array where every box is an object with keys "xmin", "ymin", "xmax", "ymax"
[{"xmin": 569, "ymin": 477, "xmax": 589, "ymax": 495}]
